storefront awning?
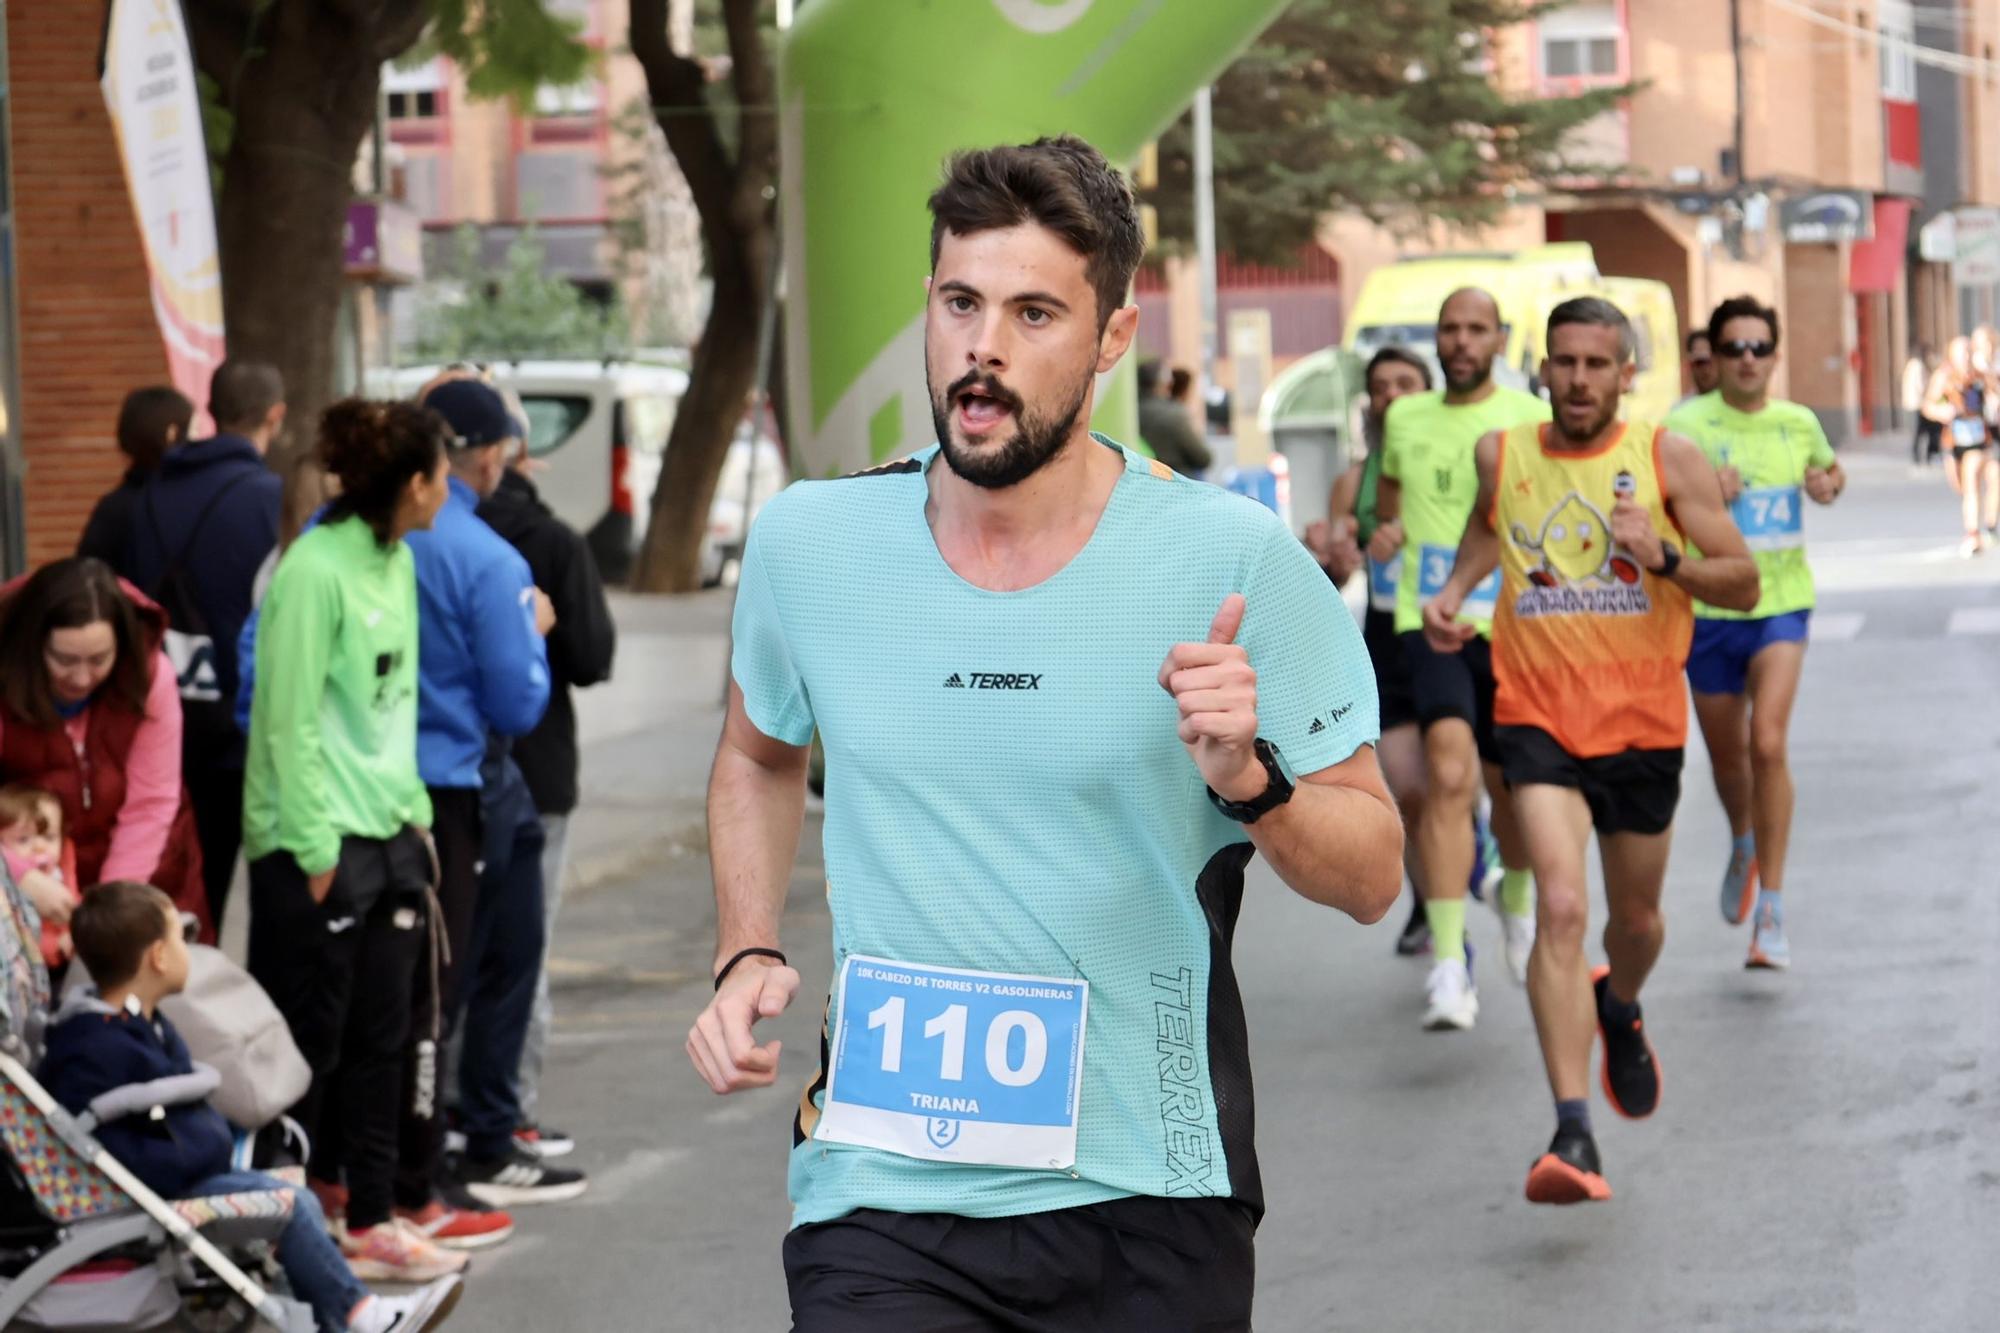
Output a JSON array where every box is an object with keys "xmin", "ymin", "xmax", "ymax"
[{"xmin": 1849, "ymin": 197, "xmax": 1913, "ymax": 294}]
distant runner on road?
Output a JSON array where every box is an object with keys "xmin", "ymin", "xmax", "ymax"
[
  {"xmin": 1371, "ymin": 288, "xmax": 1546, "ymax": 1026},
  {"xmin": 686, "ymin": 136, "xmax": 1403, "ymax": 1330},
  {"xmin": 1306, "ymin": 347, "xmax": 1434, "ymax": 955},
  {"xmin": 1425, "ymin": 296, "xmax": 1759, "ymax": 1204},
  {"xmin": 1667, "ymin": 295, "xmax": 1845, "ymax": 970}
]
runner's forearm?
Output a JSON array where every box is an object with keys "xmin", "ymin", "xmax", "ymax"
[
  {"xmin": 1670, "ymin": 553, "xmax": 1760, "ymax": 611},
  {"xmin": 1247, "ymin": 763, "xmax": 1404, "ymax": 922},
  {"xmin": 707, "ymin": 740, "xmax": 810, "ymax": 971},
  {"xmin": 1445, "ymin": 514, "xmax": 1503, "ymax": 600}
]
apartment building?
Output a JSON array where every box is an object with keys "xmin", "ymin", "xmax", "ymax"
[
  {"xmin": 380, "ymin": 0, "xmax": 701, "ymax": 350},
  {"xmin": 1515, "ymin": 0, "xmax": 2000, "ymax": 439}
]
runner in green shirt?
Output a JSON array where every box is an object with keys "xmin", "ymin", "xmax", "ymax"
[
  {"xmin": 1308, "ymin": 347, "xmax": 1435, "ymax": 955},
  {"xmin": 1667, "ymin": 295, "xmax": 1845, "ymax": 971},
  {"xmin": 1371, "ymin": 288, "xmax": 1549, "ymax": 1026}
]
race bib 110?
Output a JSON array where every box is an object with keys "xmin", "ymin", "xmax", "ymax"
[{"xmin": 814, "ymin": 955, "xmax": 1088, "ymax": 1171}]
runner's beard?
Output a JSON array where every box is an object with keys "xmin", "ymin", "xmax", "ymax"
[
  {"xmin": 1442, "ymin": 357, "xmax": 1493, "ymax": 396},
  {"xmin": 930, "ymin": 358, "xmax": 1095, "ymax": 490},
  {"xmin": 1553, "ymin": 396, "xmax": 1620, "ymax": 445}
]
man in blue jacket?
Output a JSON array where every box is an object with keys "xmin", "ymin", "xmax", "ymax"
[
  {"xmin": 391, "ymin": 379, "xmax": 584, "ymax": 1252},
  {"xmin": 125, "ymin": 360, "xmax": 285, "ymax": 931}
]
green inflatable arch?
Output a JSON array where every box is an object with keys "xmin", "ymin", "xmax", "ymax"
[{"xmin": 778, "ymin": 0, "xmax": 1288, "ymax": 478}]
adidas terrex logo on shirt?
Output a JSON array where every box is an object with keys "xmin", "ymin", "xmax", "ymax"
[{"xmin": 944, "ymin": 672, "xmax": 1043, "ymax": 690}]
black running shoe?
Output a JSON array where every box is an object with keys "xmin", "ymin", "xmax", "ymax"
[
  {"xmin": 1395, "ymin": 895, "xmax": 1431, "ymax": 956},
  {"xmin": 1524, "ymin": 1123, "xmax": 1612, "ymax": 1204},
  {"xmin": 456, "ymin": 1144, "xmax": 589, "ymax": 1207},
  {"xmin": 1593, "ymin": 965, "xmax": 1660, "ymax": 1119}
]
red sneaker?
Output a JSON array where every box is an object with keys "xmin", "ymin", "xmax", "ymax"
[
  {"xmin": 309, "ymin": 1179, "xmax": 348, "ymax": 1237},
  {"xmin": 395, "ymin": 1199, "xmax": 516, "ymax": 1251}
]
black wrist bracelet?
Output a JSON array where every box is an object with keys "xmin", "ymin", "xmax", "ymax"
[{"xmin": 714, "ymin": 946, "xmax": 788, "ymax": 991}]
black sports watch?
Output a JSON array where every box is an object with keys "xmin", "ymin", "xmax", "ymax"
[
  {"xmin": 1206, "ymin": 739, "xmax": 1297, "ymax": 825},
  {"xmin": 1648, "ymin": 542, "xmax": 1682, "ymax": 579}
]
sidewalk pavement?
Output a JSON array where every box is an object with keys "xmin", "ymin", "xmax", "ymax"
[{"xmin": 561, "ymin": 587, "xmax": 734, "ymax": 896}]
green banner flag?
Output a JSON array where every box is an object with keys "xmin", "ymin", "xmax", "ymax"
[{"xmin": 778, "ymin": 0, "xmax": 1288, "ymax": 477}]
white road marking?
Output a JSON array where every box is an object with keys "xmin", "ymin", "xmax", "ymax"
[
  {"xmin": 1947, "ymin": 607, "xmax": 2000, "ymax": 636},
  {"xmin": 1811, "ymin": 612, "xmax": 1866, "ymax": 641}
]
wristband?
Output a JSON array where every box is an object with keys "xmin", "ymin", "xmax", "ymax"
[{"xmin": 714, "ymin": 946, "xmax": 787, "ymax": 991}]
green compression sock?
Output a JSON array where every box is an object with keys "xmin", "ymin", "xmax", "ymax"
[
  {"xmin": 1424, "ymin": 898, "xmax": 1467, "ymax": 964},
  {"xmin": 1500, "ymin": 868, "xmax": 1533, "ymax": 918}
]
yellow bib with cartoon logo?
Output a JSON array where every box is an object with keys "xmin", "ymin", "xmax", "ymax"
[{"xmin": 1490, "ymin": 421, "xmax": 1692, "ymax": 758}]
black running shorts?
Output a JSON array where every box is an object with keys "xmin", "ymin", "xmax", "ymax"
[
  {"xmin": 1398, "ymin": 631, "xmax": 1499, "ymax": 763},
  {"xmin": 783, "ymin": 1196, "xmax": 1256, "ymax": 1332},
  {"xmin": 1364, "ymin": 607, "xmax": 1418, "ymax": 731},
  {"xmin": 1495, "ymin": 724, "xmax": 1684, "ymax": 836}
]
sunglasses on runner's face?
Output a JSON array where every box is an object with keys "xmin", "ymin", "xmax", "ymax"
[{"xmin": 1719, "ymin": 340, "xmax": 1776, "ymax": 360}]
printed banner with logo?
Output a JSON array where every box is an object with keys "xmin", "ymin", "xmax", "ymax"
[{"xmin": 101, "ymin": 0, "xmax": 227, "ymax": 424}]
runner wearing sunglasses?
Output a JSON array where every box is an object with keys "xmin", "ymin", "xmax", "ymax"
[{"xmin": 1666, "ymin": 296, "xmax": 1845, "ymax": 970}]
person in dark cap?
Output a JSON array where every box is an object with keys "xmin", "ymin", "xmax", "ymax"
[
  {"xmin": 382, "ymin": 375, "xmax": 585, "ymax": 1254},
  {"xmin": 477, "ymin": 415, "xmax": 615, "ymax": 1162}
]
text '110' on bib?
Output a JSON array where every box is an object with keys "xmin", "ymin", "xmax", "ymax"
[{"xmin": 814, "ymin": 956, "xmax": 1088, "ymax": 1171}]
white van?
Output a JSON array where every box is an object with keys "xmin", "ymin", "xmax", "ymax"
[{"xmin": 370, "ymin": 359, "xmax": 787, "ymax": 584}]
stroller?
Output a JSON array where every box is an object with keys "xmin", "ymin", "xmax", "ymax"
[{"xmin": 0, "ymin": 872, "xmax": 312, "ymax": 1331}]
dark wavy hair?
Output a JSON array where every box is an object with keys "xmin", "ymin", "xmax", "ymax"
[
  {"xmin": 0, "ymin": 558, "xmax": 154, "ymax": 727},
  {"xmin": 114, "ymin": 387, "xmax": 193, "ymax": 472},
  {"xmin": 928, "ymin": 135, "xmax": 1144, "ymax": 332},
  {"xmin": 318, "ymin": 399, "xmax": 450, "ymax": 544},
  {"xmin": 1707, "ymin": 295, "xmax": 1780, "ymax": 350}
]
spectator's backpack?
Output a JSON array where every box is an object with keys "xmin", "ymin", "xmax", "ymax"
[
  {"xmin": 156, "ymin": 945, "xmax": 308, "ymax": 1129},
  {"xmin": 143, "ymin": 475, "xmax": 255, "ymax": 750}
]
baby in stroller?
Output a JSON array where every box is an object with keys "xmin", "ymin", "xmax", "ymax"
[{"xmin": 38, "ymin": 882, "xmax": 460, "ymax": 1333}]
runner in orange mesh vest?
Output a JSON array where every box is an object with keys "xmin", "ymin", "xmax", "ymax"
[{"xmin": 1423, "ymin": 297, "xmax": 1760, "ymax": 1206}]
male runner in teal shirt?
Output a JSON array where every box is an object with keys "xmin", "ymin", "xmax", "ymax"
[{"xmin": 685, "ymin": 136, "xmax": 1403, "ymax": 1331}]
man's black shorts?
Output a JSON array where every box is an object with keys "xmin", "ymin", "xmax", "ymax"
[
  {"xmin": 1397, "ymin": 630, "xmax": 1499, "ymax": 763},
  {"xmin": 1495, "ymin": 725, "xmax": 1684, "ymax": 836},
  {"xmin": 1364, "ymin": 607, "xmax": 1417, "ymax": 731},
  {"xmin": 783, "ymin": 1196, "xmax": 1255, "ymax": 1332}
]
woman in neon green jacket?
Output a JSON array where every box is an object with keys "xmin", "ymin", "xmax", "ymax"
[{"xmin": 242, "ymin": 399, "xmax": 466, "ymax": 1284}]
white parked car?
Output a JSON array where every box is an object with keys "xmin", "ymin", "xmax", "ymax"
[{"xmin": 369, "ymin": 359, "xmax": 788, "ymax": 584}]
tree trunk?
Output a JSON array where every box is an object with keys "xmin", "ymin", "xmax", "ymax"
[
  {"xmin": 632, "ymin": 259, "xmax": 764, "ymax": 590},
  {"xmin": 187, "ymin": 2, "xmax": 427, "ymax": 536},
  {"xmin": 628, "ymin": 0, "xmax": 777, "ymax": 594}
]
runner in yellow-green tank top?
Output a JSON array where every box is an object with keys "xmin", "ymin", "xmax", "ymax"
[
  {"xmin": 1371, "ymin": 287, "xmax": 1547, "ymax": 1030},
  {"xmin": 1666, "ymin": 296, "xmax": 1846, "ymax": 971}
]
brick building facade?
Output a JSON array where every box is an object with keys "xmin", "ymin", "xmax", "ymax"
[{"xmin": 6, "ymin": 2, "xmax": 174, "ymax": 570}]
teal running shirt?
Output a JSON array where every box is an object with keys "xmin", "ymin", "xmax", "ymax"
[{"xmin": 731, "ymin": 437, "xmax": 1379, "ymax": 1228}]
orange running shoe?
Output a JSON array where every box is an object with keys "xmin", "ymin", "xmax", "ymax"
[{"xmin": 1525, "ymin": 1124, "xmax": 1613, "ymax": 1205}]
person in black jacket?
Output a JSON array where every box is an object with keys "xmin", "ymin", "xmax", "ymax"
[
  {"xmin": 477, "ymin": 446, "xmax": 615, "ymax": 1151},
  {"xmin": 126, "ymin": 361, "xmax": 285, "ymax": 932},
  {"xmin": 76, "ymin": 387, "xmax": 193, "ymax": 568},
  {"xmin": 42, "ymin": 882, "xmax": 464, "ymax": 1332}
]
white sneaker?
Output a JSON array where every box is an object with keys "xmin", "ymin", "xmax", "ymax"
[
  {"xmin": 350, "ymin": 1274, "xmax": 464, "ymax": 1333},
  {"xmin": 1493, "ymin": 895, "xmax": 1535, "ymax": 986},
  {"xmin": 1422, "ymin": 956, "xmax": 1479, "ymax": 1030}
]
